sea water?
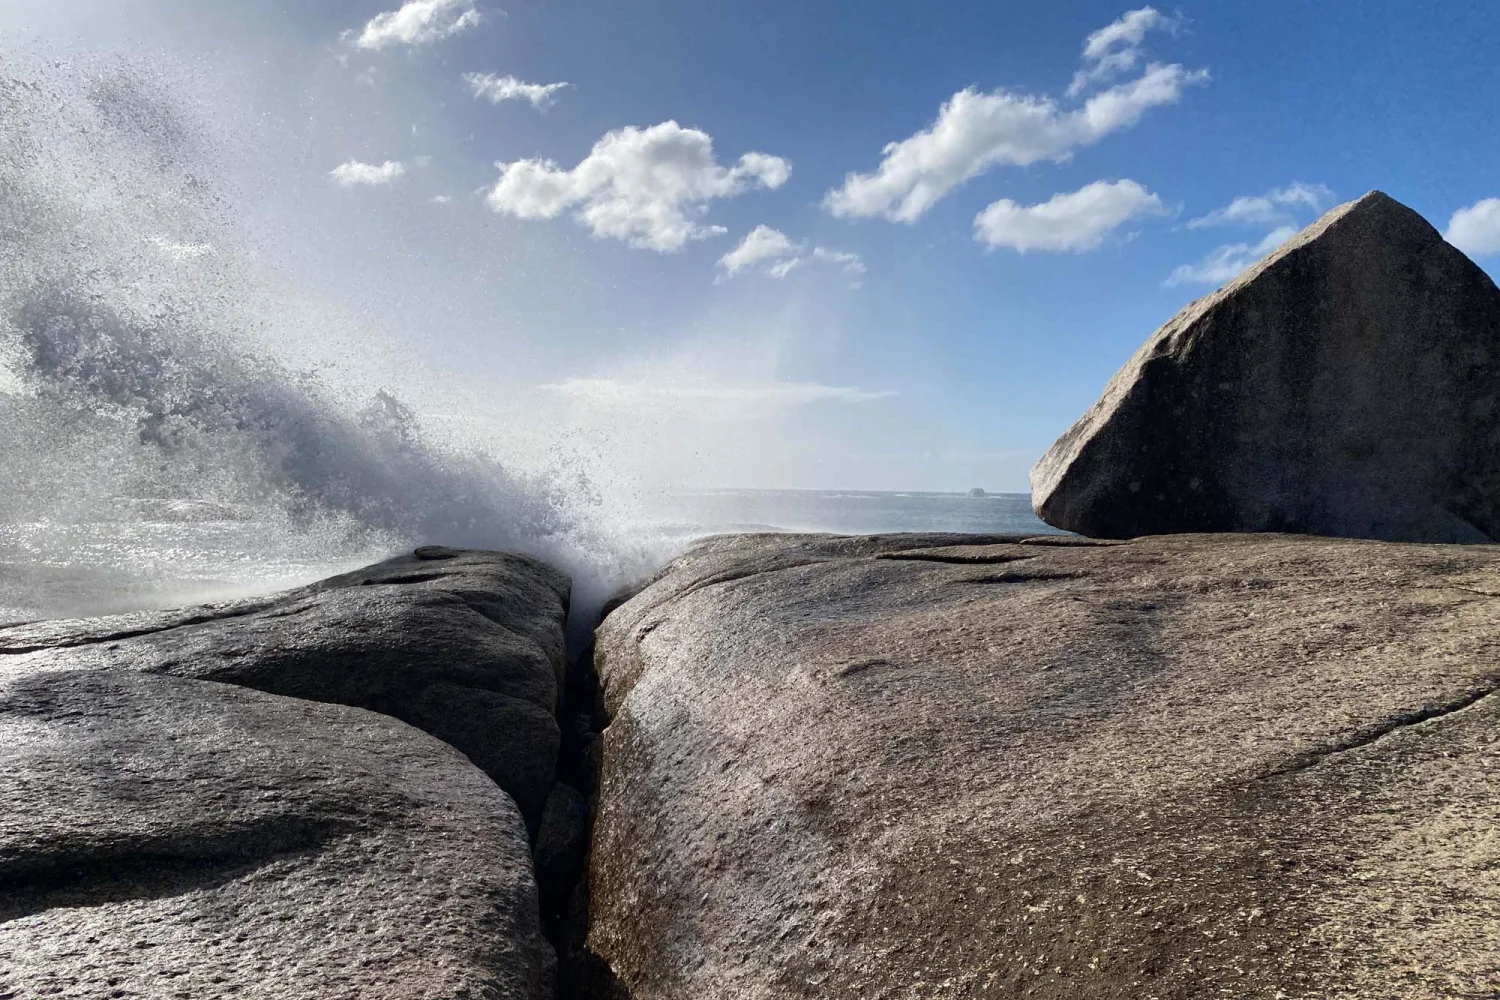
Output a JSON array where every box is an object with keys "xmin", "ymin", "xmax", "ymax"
[{"xmin": 0, "ymin": 490, "xmax": 1058, "ymax": 623}]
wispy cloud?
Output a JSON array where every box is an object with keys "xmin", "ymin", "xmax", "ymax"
[
  {"xmin": 810, "ymin": 247, "xmax": 866, "ymax": 273},
  {"xmin": 464, "ymin": 72, "xmax": 571, "ymax": 110},
  {"xmin": 973, "ymin": 179, "xmax": 1164, "ymax": 252},
  {"xmin": 718, "ymin": 225, "xmax": 801, "ymax": 277},
  {"xmin": 822, "ymin": 10, "xmax": 1206, "ymax": 223},
  {"xmin": 1169, "ymin": 181, "xmax": 1333, "ymax": 285},
  {"xmin": 1166, "ymin": 225, "xmax": 1297, "ymax": 285},
  {"xmin": 1187, "ymin": 182, "xmax": 1332, "ymax": 228},
  {"xmin": 329, "ymin": 159, "xmax": 406, "ymax": 186},
  {"xmin": 1445, "ymin": 198, "xmax": 1500, "ymax": 257},
  {"xmin": 1068, "ymin": 7, "xmax": 1182, "ymax": 97},
  {"xmin": 542, "ymin": 377, "xmax": 894, "ymax": 409},
  {"xmin": 717, "ymin": 226, "xmax": 866, "ymax": 280},
  {"xmin": 348, "ymin": 0, "xmax": 483, "ymax": 51},
  {"xmin": 487, "ymin": 121, "xmax": 790, "ymax": 252}
]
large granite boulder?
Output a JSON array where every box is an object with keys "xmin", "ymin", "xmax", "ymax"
[
  {"xmin": 589, "ymin": 531, "xmax": 1500, "ymax": 999},
  {"xmin": 0, "ymin": 547, "xmax": 570, "ymax": 833},
  {"xmin": 0, "ymin": 663, "xmax": 553, "ymax": 998},
  {"xmin": 1031, "ymin": 191, "xmax": 1500, "ymax": 542}
]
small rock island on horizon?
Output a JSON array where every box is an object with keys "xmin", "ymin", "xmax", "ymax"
[{"xmin": 5, "ymin": 190, "xmax": 1500, "ymax": 1000}]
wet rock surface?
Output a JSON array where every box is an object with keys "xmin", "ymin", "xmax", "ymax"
[
  {"xmin": 1032, "ymin": 191, "xmax": 1500, "ymax": 543},
  {"xmin": 0, "ymin": 665, "xmax": 553, "ymax": 999},
  {"xmin": 0, "ymin": 548, "xmax": 570, "ymax": 833},
  {"xmin": 591, "ymin": 531, "xmax": 1500, "ymax": 999},
  {"xmin": 0, "ymin": 547, "xmax": 572, "ymax": 998}
]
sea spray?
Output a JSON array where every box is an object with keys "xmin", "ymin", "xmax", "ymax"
[{"xmin": 0, "ymin": 61, "xmax": 668, "ymax": 622}]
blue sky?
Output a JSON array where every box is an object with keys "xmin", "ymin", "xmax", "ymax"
[{"xmin": 8, "ymin": 0, "xmax": 1500, "ymax": 493}]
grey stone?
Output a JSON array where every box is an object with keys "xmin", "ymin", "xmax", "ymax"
[
  {"xmin": 0, "ymin": 548, "xmax": 570, "ymax": 832},
  {"xmin": 0, "ymin": 663, "xmax": 554, "ymax": 998},
  {"xmin": 1031, "ymin": 191, "xmax": 1500, "ymax": 542},
  {"xmin": 590, "ymin": 530, "xmax": 1500, "ymax": 999}
]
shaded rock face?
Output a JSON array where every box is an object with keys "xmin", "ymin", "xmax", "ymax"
[
  {"xmin": 0, "ymin": 546, "xmax": 574, "ymax": 997},
  {"xmin": 0, "ymin": 666, "xmax": 554, "ymax": 998},
  {"xmin": 0, "ymin": 547, "xmax": 570, "ymax": 833},
  {"xmin": 1031, "ymin": 191, "xmax": 1500, "ymax": 542},
  {"xmin": 591, "ymin": 531, "xmax": 1500, "ymax": 999}
]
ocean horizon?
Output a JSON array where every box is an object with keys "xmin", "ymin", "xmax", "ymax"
[{"xmin": 0, "ymin": 488, "xmax": 1059, "ymax": 624}]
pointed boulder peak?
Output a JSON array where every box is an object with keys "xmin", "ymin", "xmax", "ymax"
[{"xmin": 1032, "ymin": 191, "xmax": 1500, "ymax": 543}]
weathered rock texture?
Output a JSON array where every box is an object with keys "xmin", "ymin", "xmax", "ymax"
[
  {"xmin": 0, "ymin": 546, "xmax": 570, "ymax": 833},
  {"xmin": 0, "ymin": 547, "xmax": 572, "ymax": 998},
  {"xmin": 0, "ymin": 666, "xmax": 554, "ymax": 999},
  {"xmin": 591, "ymin": 531, "xmax": 1500, "ymax": 999},
  {"xmin": 1032, "ymin": 191, "xmax": 1500, "ymax": 542}
]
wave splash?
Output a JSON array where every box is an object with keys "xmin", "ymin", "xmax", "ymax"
[{"xmin": 0, "ymin": 62, "xmax": 659, "ymax": 622}]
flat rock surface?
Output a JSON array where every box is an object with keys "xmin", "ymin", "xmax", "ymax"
[
  {"xmin": 1031, "ymin": 191, "xmax": 1500, "ymax": 542},
  {"xmin": 0, "ymin": 664, "xmax": 553, "ymax": 999},
  {"xmin": 0, "ymin": 547, "xmax": 570, "ymax": 831},
  {"xmin": 591, "ymin": 531, "xmax": 1500, "ymax": 1000}
]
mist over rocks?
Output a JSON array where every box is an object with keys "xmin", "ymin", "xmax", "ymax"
[
  {"xmin": 589, "ymin": 531, "xmax": 1500, "ymax": 999},
  {"xmin": 1031, "ymin": 191, "xmax": 1500, "ymax": 542}
]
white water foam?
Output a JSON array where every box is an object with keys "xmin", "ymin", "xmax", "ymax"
[{"xmin": 0, "ymin": 61, "xmax": 669, "ymax": 623}]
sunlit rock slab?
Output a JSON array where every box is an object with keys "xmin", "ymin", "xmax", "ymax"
[{"xmin": 591, "ymin": 531, "xmax": 1500, "ymax": 1000}]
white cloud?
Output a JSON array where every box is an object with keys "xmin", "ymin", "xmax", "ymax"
[
  {"xmin": 541, "ymin": 377, "xmax": 894, "ymax": 408},
  {"xmin": 1188, "ymin": 182, "xmax": 1333, "ymax": 228},
  {"xmin": 465, "ymin": 72, "xmax": 571, "ymax": 110},
  {"xmin": 329, "ymin": 160, "xmax": 406, "ymax": 186},
  {"xmin": 1166, "ymin": 225, "xmax": 1297, "ymax": 285},
  {"xmin": 1445, "ymin": 198, "xmax": 1500, "ymax": 257},
  {"xmin": 823, "ymin": 62, "xmax": 1206, "ymax": 222},
  {"xmin": 717, "ymin": 226, "xmax": 866, "ymax": 280},
  {"xmin": 973, "ymin": 178, "xmax": 1163, "ymax": 252},
  {"xmin": 1068, "ymin": 7, "xmax": 1180, "ymax": 97},
  {"xmin": 487, "ymin": 121, "xmax": 791, "ymax": 252},
  {"xmin": 431, "ymin": 194, "xmax": 454, "ymax": 204},
  {"xmin": 349, "ymin": 0, "xmax": 482, "ymax": 50},
  {"xmin": 718, "ymin": 225, "xmax": 802, "ymax": 277}
]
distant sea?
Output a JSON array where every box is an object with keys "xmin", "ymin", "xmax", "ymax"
[
  {"xmin": 0, "ymin": 490, "xmax": 1060, "ymax": 624},
  {"xmin": 647, "ymin": 488, "xmax": 1061, "ymax": 538}
]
